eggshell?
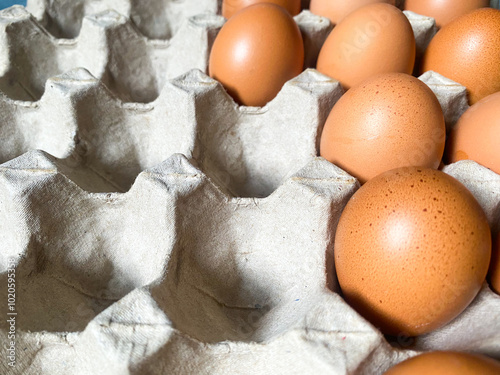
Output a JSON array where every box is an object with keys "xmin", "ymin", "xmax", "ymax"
[
  {"xmin": 309, "ymin": 0, "xmax": 396, "ymax": 25},
  {"xmin": 404, "ymin": 0, "xmax": 490, "ymax": 28},
  {"xmin": 490, "ymin": 235, "xmax": 500, "ymax": 295},
  {"xmin": 209, "ymin": 3, "xmax": 304, "ymax": 107},
  {"xmin": 334, "ymin": 167, "xmax": 492, "ymax": 336},
  {"xmin": 320, "ymin": 73, "xmax": 445, "ymax": 183},
  {"xmin": 421, "ymin": 8, "xmax": 500, "ymax": 104},
  {"xmin": 222, "ymin": 0, "xmax": 301, "ymax": 19},
  {"xmin": 447, "ymin": 91, "xmax": 500, "ymax": 175},
  {"xmin": 316, "ymin": 3, "xmax": 415, "ymax": 89},
  {"xmin": 384, "ymin": 351, "xmax": 500, "ymax": 374}
]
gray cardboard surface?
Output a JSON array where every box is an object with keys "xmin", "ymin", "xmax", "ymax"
[{"xmin": 0, "ymin": 2, "xmax": 499, "ymax": 374}]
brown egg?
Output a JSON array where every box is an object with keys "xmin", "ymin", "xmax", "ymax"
[
  {"xmin": 334, "ymin": 167, "xmax": 491, "ymax": 336},
  {"xmin": 490, "ymin": 235, "xmax": 500, "ymax": 295},
  {"xmin": 384, "ymin": 351, "xmax": 500, "ymax": 374},
  {"xmin": 310, "ymin": 0, "xmax": 396, "ymax": 25},
  {"xmin": 317, "ymin": 3, "xmax": 415, "ymax": 90},
  {"xmin": 320, "ymin": 73, "xmax": 445, "ymax": 183},
  {"xmin": 404, "ymin": 0, "xmax": 490, "ymax": 28},
  {"xmin": 222, "ymin": 0, "xmax": 301, "ymax": 19},
  {"xmin": 447, "ymin": 91, "xmax": 500, "ymax": 175},
  {"xmin": 421, "ymin": 8, "xmax": 500, "ymax": 104},
  {"xmin": 209, "ymin": 3, "xmax": 304, "ymax": 107}
]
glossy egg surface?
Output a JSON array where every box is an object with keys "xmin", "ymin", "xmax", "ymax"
[
  {"xmin": 384, "ymin": 351, "xmax": 500, "ymax": 374},
  {"xmin": 222, "ymin": 0, "xmax": 301, "ymax": 19},
  {"xmin": 317, "ymin": 3, "xmax": 415, "ymax": 89},
  {"xmin": 310, "ymin": 0, "xmax": 395, "ymax": 25},
  {"xmin": 335, "ymin": 167, "xmax": 491, "ymax": 336},
  {"xmin": 210, "ymin": 3, "xmax": 304, "ymax": 107},
  {"xmin": 320, "ymin": 73, "xmax": 445, "ymax": 183},
  {"xmin": 422, "ymin": 8, "xmax": 500, "ymax": 104},
  {"xmin": 447, "ymin": 91, "xmax": 500, "ymax": 175},
  {"xmin": 404, "ymin": 0, "xmax": 490, "ymax": 28}
]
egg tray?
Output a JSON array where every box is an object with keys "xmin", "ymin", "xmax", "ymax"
[
  {"xmin": 0, "ymin": 3, "xmax": 223, "ymax": 103},
  {"xmin": 6, "ymin": 0, "xmax": 451, "ymax": 105},
  {"xmin": 1, "ymin": 0, "xmax": 334, "ymax": 104},
  {"xmin": 0, "ymin": 2, "xmax": 499, "ymax": 374},
  {"xmin": 26, "ymin": 0, "xmax": 221, "ymax": 39},
  {"xmin": 0, "ymin": 5, "xmax": 465, "ymax": 197}
]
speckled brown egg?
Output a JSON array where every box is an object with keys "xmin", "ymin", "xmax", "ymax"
[
  {"xmin": 421, "ymin": 8, "xmax": 500, "ymax": 104},
  {"xmin": 447, "ymin": 91, "xmax": 500, "ymax": 175},
  {"xmin": 320, "ymin": 73, "xmax": 445, "ymax": 183},
  {"xmin": 384, "ymin": 351, "xmax": 500, "ymax": 374},
  {"xmin": 404, "ymin": 0, "xmax": 490, "ymax": 28},
  {"xmin": 317, "ymin": 4, "xmax": 415, "ymax": 89},
  {"xmin": 316, "ymin": 3, "xmax": 415, "ymax": 90},
  {"xmin": 490, "ymin": 235, "xmax": 500, "ymax": 295},
  {"xmin": 334, "ymin": 167, "xmax": 491, "ymax": 336},
  {"xmin": 209, "ymin": 3, "xmax": 304, "ymax": 107},
  {"xmin": 309, "ymin": 0, "xmax": 396, "ymax": 25},
  {"xmin": 222, "ymin": 0, "xmax": 301, "ymax": 19}
]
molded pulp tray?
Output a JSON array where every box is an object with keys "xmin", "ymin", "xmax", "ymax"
[{"xmin": 0, "ymin": 1, "xmax": 499, "ymax": 374}]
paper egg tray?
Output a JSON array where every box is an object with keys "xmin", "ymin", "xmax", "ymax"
[{"xmin": 0, "ymin": 1, "xmax": 499, "ymax": 374}]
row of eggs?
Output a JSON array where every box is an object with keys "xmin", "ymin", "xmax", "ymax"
[
  {"xmin": 224, "ymin": 0, "xmax": 492, "ymax": 28},
  {"xmin": 211, "ymin": 1, "xmax": 499, "ymax": 180},
  {"xmin": 211, "ymin": 1, "xmax": 500, "ymax": 373}
]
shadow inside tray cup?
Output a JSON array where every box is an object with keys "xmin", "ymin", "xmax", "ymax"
[
  {"xmin": 30, "ymin": 0, "xmax": 86, "ymax": 39},
  {"xmin": 0, "ymin": 260, "xmax": 115, "ymax": 333},
  {"xmin": 0, "ymin": 6, "xmax": 160, "ymax": 103},
  {"xmin": 0, "ymin": 151, "xmax": 171, "ymax": 333},
  {"xmin": 142, "ymin": 154, "xmax": 354, "ymax": 344},
  {"xmin": 150, "ymin": 244, "xmax": 318, "ymax": 344},
  {"xmin": 189, "ymin": 68, "xmax": 343, "ymax": 198},
  {"xmin": 149, "ymin": 193, "xmax": 327, "ymax": 343},
  {"xmin": 27, "ymin": 0, "xmax": 219, "ymax": 40}
]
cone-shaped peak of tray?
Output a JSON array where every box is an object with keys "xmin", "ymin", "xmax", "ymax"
[
  {"xmin": 0, "ymin": 5, "xmax": 31, "ymax": 21},
  {"xmin": 84, "ymin": 8, "xmax": 128, "ymax": 27}
]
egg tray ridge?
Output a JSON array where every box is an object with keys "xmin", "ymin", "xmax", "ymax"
[{"xmin": 0, "ymin": 2, "xmax": 499, "ymax": 375}]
